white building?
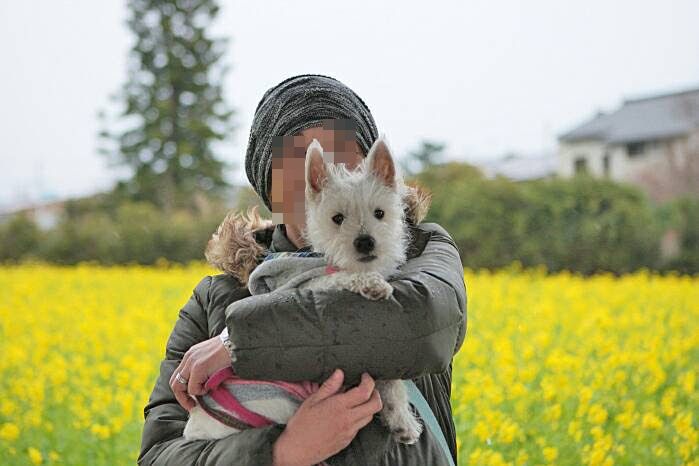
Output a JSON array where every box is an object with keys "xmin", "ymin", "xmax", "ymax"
[{"xmin": 558, "ymin": 87, "xmax": 699, "ymax": 202}]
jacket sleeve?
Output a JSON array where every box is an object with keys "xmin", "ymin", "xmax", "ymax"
[
  {"xmin": 225, "ymin": 222, "xmax": 467, "ymax": 386},
  {"xmin": 138, "ymin": 276, "xmax": 286, "ymax": 466}
]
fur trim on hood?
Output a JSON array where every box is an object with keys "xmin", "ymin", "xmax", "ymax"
[{"xmin": 205, "ymin": 181, "xmax": 432, "ymax": 285}]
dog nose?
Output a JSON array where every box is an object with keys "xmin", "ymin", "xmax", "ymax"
[{"xmin": 354, "ymin": 235, "xmax": 375, "ymax": 254}]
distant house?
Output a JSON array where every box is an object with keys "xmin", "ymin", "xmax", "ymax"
[
  {"xmin": 478, "ymin": 153, "xmax": 557, "ymax": 181},
  {"xmin": 558, "ymin": 87, "xmax": 699, "ymax": 202}
]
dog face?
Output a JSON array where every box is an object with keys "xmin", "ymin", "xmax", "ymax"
[{"xmin": 304, "ymin": 136, "xmax": 409, "ymax": 276}]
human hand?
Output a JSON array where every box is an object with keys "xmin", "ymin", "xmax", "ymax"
[
  {"xmin": 272, "ymin": 369, "xmax": 382, "ymax": 466},
  {"xmin": 169, "ymin": 334, "xmax": 231, "ymax": 411}
]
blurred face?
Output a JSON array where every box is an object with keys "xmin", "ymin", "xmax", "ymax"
[{"xmin": 269, "ymin": 120, "xmax": 364, "ymax": 229}]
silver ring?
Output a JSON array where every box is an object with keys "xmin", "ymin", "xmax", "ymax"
[{"xmin": 175, "ymin": 371, "xmax": 188, "ymax": 385}]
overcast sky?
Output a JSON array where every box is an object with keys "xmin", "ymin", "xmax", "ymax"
[{"xmin": 1, "ymin": 0, "xmax": 698, "ymax": 208}]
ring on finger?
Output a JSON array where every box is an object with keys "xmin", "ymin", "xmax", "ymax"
[{"xmin": 175, "ymin": 371, "xmax": 188, "ymax": 385}]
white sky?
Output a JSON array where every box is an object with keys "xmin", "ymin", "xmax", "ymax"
[{"xmin": 1, "ymin": 0, "xmax": 698, "ymax": 208}]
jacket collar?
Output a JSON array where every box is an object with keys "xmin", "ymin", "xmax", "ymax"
[{"xmin": 270, "ymin": 224, "xmax": 313, "ymax": 253}]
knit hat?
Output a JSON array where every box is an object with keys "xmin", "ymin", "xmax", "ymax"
[{"xmin": 244, "ymin": 74, "xmax": 379, "ymax": 211}]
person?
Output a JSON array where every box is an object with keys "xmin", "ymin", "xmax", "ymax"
[{"xmin": 137, "ymin": 74, "xmax": 467, "ymax": 466}]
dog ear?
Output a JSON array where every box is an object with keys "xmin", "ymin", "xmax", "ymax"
[
  {"xmin": 305, "ymin": 139, "xmax": 328, "ymax": 197},
  {"xmin": 366, "ymin": 134, "xmax": 396, "ymax": 188}
]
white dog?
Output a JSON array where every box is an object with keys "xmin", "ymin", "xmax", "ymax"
[
  {"xmin": 184, "ymin": 135, "xmax": 423, "ymax": 445},
  {"xmin": 298, "ymin": 136, "xmax": 423, "ymax": 444}
]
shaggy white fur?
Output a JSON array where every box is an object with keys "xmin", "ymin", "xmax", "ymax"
[{"xmin": 299, "ymin": 136, "xmax": 423, "ymax": 444}]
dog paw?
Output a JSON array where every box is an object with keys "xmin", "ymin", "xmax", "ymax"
[
  {"xmin": 388, "ymin": 412, "xmax": 423, "ymax": 445},
  {"xmin": 359, "ymin": 280, "xmax": 393, "ymax": 300}
]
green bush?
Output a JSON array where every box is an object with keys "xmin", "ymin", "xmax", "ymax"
[
  {"xmin": 520, "ymin": 175, "xmax": 661, "ymax": 274},
  {"xmin": 415, "ymin": 165, "xmax": 663, "ymax": 275},
  {"xmin": 659, "ymin": 196, "xmax": 699, "ymax": 274},
  {"xmin": 0, "ymin": 171, "xmax": 694, "ymax": 274},
  {"xmin": 30, "ymin": 200, "xmax": 229, "ymax": 266},
  {"xmin": 0, "ymin": 213, "xmax": 41, "ymax": 261},
  {"xmin": 419, "ymin": 171, "xmax": 530, "ymax": 269}
]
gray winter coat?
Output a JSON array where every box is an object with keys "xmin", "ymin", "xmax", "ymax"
[{"xmin": 138, "ymin": 198, "xmax": 467, "ymax": 465}]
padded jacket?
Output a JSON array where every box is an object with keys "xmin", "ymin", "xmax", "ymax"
[{"xmin": 138, "ymin": 214, "xmax": 467, "ymax": 466}]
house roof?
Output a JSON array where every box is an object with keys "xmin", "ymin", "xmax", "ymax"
[{"xmin": 559, "ymin": 87, "xmax": 699, "ymax": 144}]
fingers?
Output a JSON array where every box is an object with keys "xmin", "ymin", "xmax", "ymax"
[
  {"xmin": 170, "ymin": 357, "xmax": 194, "ymax": 410},
  {"xmin": 170, "ymin": 356, "xmax": 190, "ymax": 387},
  {"xmin": 338, "ymin": 372, "xmax": 375, "ymax": 408},
  {"xmin": 311, "ymin": 368, "xmax": 345, "ymax": 402},
  {"xmin": 350, "ymin": 388, "xmax": 383, "ymax": 422},
  {"xmin": 188, "ymin": 362, "xmax": 208, "ymax": 396},
  {"xmin": 169, "ymin": 348, "xmax": 192, "ymax": 387},
  {"xmin": 172, "ymin": 376, "xmax": 195, "ymax": 411}
]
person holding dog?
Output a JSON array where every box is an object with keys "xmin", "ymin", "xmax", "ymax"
[{"xmin": 137, "ymin": 74, "xmax": 467, "ymax": 466}]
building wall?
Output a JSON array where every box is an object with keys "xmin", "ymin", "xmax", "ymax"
[
  {"xmin": 611, "ymin": 139, "xmax": 673, "ymax": 183},
  {"xmin": 558, "ymin": 133, "xmax": 697, "ymax": 202},
  {"xmin": 558, "ymin": 141, "xmax": 607, "ymax": 177},
  {"xmin": 622, "ymin": 135, "xmax": 697, "ymax": 202}
]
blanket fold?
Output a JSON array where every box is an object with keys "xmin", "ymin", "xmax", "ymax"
[
  {"xmin": 248, "ymin": 251, "xmax": 329, "ymax": 295},
  {"xmin": 197, "ymin": 252, "xmax": 333, "ymax": 433}
]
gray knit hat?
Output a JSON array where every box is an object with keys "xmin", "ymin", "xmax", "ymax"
[{"xmin": 244, "ymin": 74, "xmax": 379, "ymax": 211}]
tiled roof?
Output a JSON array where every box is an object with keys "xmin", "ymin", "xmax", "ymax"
[{"xmin": 560, "ymin": 87, "xmax": 699, "ymax": 144}]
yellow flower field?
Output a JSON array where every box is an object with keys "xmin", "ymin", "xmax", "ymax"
[
  {"xmin": 0, "ymin": 263, "xmax": 697, "ymax": 465},
  {"xmin": 455, "ymin": 266, "xmax": 698, "ymax": 465}
]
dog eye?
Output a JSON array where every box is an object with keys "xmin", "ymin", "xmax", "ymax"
[
  {"xmin": 374, "ymin": 209, "xmax": 384, "ymax": 220},
  {"xmin": 332, "ymin": 213, "xmax": 344, "ymax": 225}
]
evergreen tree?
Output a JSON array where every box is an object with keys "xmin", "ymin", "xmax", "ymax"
[
  {"xmin": 401, "ymin": 140, "xmax": 446, "ymax": 176},
  {"xmin": 99, "ymin": 0, "xmax": 234, "ymax": 212}
]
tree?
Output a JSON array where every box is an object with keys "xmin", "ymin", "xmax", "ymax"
[
  {"xmin": 99, "ymin": 0, "xmax": 234, "ymax": 212},
  {"xmin": 400, "ymin": 140, "xmax": 446, "ymax": 176}
]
